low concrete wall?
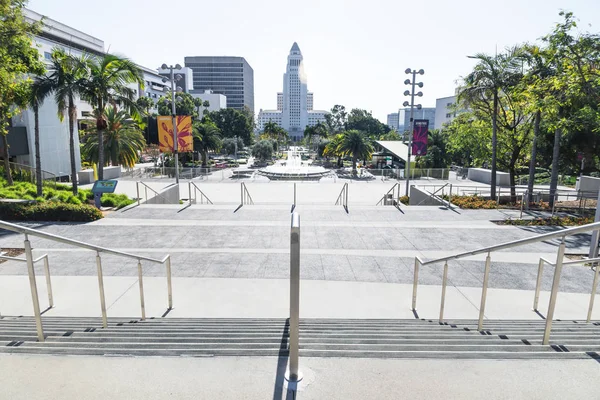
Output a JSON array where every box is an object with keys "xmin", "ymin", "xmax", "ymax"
[
  {"xmin": 78, "ymin": 169, "xmax": 95, "ymax": 185},
  {"xmin": 409, "ymin": 186, "xmax": 446, "ymax": 206},
  {"xmin": 104, "ymin": 166, "xmax": 121, "ymax": 180},
  {"xmin": 145, "ymin": 183, "xmax": 180, "ymax": 205},
  {"xmin": 468, "ymin": 168, "xmax": 510, "ymax": 186},
  {"xmin": 576, "ymin": 176, "xmax": 600, "ymax": 195}
]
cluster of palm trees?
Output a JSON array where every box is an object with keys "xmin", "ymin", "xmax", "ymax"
[
  {"xmin": 323, "ymin": 130, "xmax": 374, "ymax": 174},
  {"xmin": 28, "ymin": 47, "xmax": 143, "ymax": 196}
]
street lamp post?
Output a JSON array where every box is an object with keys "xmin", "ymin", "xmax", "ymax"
[
  {"xmin": 161, "ymin": 63, "xmax": 183, "ymax": 184},
  {"xmin": 403, "ymin": 68, "xmax": 425, "ymax": 197}
]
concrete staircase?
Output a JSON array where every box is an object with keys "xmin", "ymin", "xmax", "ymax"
[{"xmin": 1, "ymin": 316, "xmax": 600, "ymax": 359}]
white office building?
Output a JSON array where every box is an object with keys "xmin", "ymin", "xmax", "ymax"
[
  {"xmin": 386, "ymin": 113, "xmax": 399, "ymax": 131},
  {"xmin": 190, "ymin": 90, "xmax": 227, "ymax": 112},
  {"xmin": 257, "ymin": 43, "xmax": 328, "ymax": 140},
  {"xmin": 435, "ymin": 95, "xmax": 459, "ymax": 129}
]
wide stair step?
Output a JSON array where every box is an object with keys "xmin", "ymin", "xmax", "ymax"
[{"xmin": 1, "ymin": 316, "xmax": 599, "ymax": 359}]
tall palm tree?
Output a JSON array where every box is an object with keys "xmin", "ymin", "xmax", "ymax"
[
  {"xmin": 79, "ymin": 53, "xmax": 144, "ymax": 180},
  {"xmin": 193, "ymin": 120, "xmax": 222, "ymax": 167},
  {"xmin": 81, "ymin": 106, "xmax": 146, "ymax": 168},
  {"xmin": 47, "ymin": 48, "xmax": 86, "ymax": 195},
  {"xmin": 29, "ymin": 76, "xmax": 53, "ymax": 196},
  {"xmin": 323, "ymin": 133, "xmax": 344, "ymax": 167},
  {"xmin": 459, "ymin": 49, "xmax": 521, "ymax": 200},
  {"xmin": 338, "ymin": 130, "xmax": 374, "ymax": 175}
]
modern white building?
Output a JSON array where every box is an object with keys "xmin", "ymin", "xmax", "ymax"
[
  {"xmin": 257, "ymin": 43, "xmax": 328, "ymax": 141},
  {"xmin": 387, "ymin": 108, "xmax": 436, "ymax": 133},
  {"xmin": 435, "ymin": 95, "xmax": 458, "ymax": 129},
  {"xmin": 190, "ymin": 90, "xmax": 227, "ymax": 112},
  {"xmin": 386, "ymin": 113, "xmax": 399, "ymax": 131}
]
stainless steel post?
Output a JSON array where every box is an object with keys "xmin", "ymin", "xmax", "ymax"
[
  {"xmin": 533, "ymin": 259, "xmax": 545, "ymax": 311},
  {"xmin": 588, "ymin": 191, "xmax": 600, "ymax": 259},
  {"xmin": 288, "ymin": 212, "xmax": 301, "ymax": 381},
  {"xmin": 96, "ymin": 252, "xmax": 108, "ymax": 328},
  {"xmin": 240, "ymin": 182, "xmax": 244, "ymax": 205},
  {"xmin": 587, "ymin": 260, "xmax": 600, "ymax": 323},
  {"xmin": 136, "ymin": 182, "xmax": 140, "ymax": 206},
  {"xmin": 43, "ymin": 255, "xmax": 53, "ymax": 308},
  {"xmin": 478, "ymin": 253, "xmax": 491, "ymax": 331},
  {"xmin": 189, "ymin": 181, "xmax": 192, "ymax": 206},
  {"xmin": 439, "ymin": 261, "xmax": 449, "ymax": 323},
  {"xmin": 412, "ymin": 258, "xmax": 420, "ymax": 311},
  {"xmin": 166, "ymin": 255, "xmax": 173, "ymax": 310},
  {"xmin": 138, "ymin": 260, "xmax": 146, "ymax": 320},
  {"xmin": 24, "ymin": 234, "xmax": 44, "ymax": 342},
  {"xmin": 345, "ymin": 183, "xmax": 349, "ymax": 209},
  {"xmin": 497, "ymin": 186, "xmax": 501, "ymax": 207},
  {"xmin": 520, "ymin": 192, "xmax": 525, "ymax": 219},
  {"xmin": 542, "ymin": 239, "xmax": 566, "ymax": 345},
  {"xmin": 294, "ymin": 182, "xmax": 297, "ymax": 207}
]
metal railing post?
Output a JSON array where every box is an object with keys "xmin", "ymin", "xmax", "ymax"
[
  {"xmin": 24, "ymin": 234, "xmax": 44, "ymax": 342},
  {"xmin": 412, "ymin": 258, "xmax": 420, "ymax": 311},
  {"xmin": 542, "ymin": 238, "xmax": 566, "ymax": 345},
  {"xmin": 138, "ymin": 260, "xmax": 146, "ymax": 320},
  {"xmin": 189, "ymin": 181, "xmax": 193, "ymax": 206},
  {"xmin": 136, "ymin": 182, "xmax": 140, "ymax": 206},
  {"xmin": 42, "ymin": 255, "xmax": 53, "ymax": 308},
  {"xmin": 288, "ymin": 212, "xmax": 301, "ymax": 382},
  {"xmin": 520, "ymin": 192, "xmax": 525, "ymax": 219},
  {"xmin": 345, "ymin": 183, "xmax": 349, "ymax": 210},
  {"xmin": 533, "ymin": 259, "xmax": 545, "ymax": 311},
  {"xmin": 439, "ymin": 261, "xmax": 449, "ymax": 323},
  {"xmin": 96, "ymin": 251, "xmax": 108, "ymax": 328},
  {"xmin": 587, "ymin": 260, "xmax": 600, "ymax": 323},
  {"xmin": 240, "ymin": 182, "xmax": 244, "ymax": 205},
  {"xmin": 166, "ymin": 255, "xmax": 173, "ymax": 310},
  {"xmin": 477, "ymin": 253, "xmax": 491, "ymax": 331}
]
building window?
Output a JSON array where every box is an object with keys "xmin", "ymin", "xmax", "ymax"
[
  {"xmin": 44, "ymin": 52, "xmax": 52, "ymax": 60},
  {"xmin": 446, "ymin": 113, "xmax": 451, "ymax": 118},
  {"xmin": 447, "ymin": 103, "xmax": 453, "ymax": 107}
]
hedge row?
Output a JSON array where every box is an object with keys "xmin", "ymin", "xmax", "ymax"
[{"xmin": 0, "ymin": 202, "xmax": 103, "ymax": 222}]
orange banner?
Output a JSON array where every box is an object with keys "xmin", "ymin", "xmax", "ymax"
[{"xmin": 157, "ymin": 115, "xmax": 194, "ymax": 153}]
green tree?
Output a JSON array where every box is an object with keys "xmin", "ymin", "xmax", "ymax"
[
  {"xmin": 346, "ymin": 108, "xmax": 390, "ymax": 137},
  {"xmin": 262, "ymin": 120, "xmax": 287, "ymax": 151},
  {"xmin": 379, "ymin": 130, "xmax": 402, "ymax": 141},
  {"xmin": 221, "ymin": 137, "xmax": 244, "ymax": 156},
  {"xmin": 416, "ymin": 129, "xmax": 451, "ymax": 169},
  {"xmin": 29, "ymin": 76, "xmax": 53, "ymax": 196},
  {"xmin": 252, "ymin": 139, "xmax": 274, "ymax": 162},
  {"xmin": 338, "ymin": 130, "xmax": 374, "ymax": 175},
  {"xmin": 0, "ymin": 0, "xmax": 45, "ymax": 185},
  {"xmin": 459, "ymin": 47, "xmax": 522, "ymax": 200},
  {"xmin": 136, "ymin": 96, "xmax": 155, "ymax": 142},
  {"xmin": 445, "ymin": 113, "xmax": 492, "ymax": 167},
  {"xmin": 209, "ymin": 108, "xmax": 254, "ymax": 145},
  {"xmin": 193, "ymin": 97, "xmax": 211, "ymax": 117},
  {"xmin": 78, "ymin": 53, "xmax": 144, "ymax": 180},
  {"xmin": 81, "ymin": 106, "xmax": 146, "ymax": 168},
  {"xmin": 323, "ymin": 133, "xmax": 344, "ymax": 167},
  {"xmin": 158, "ymin": 92, "xmax": 198, "ymax": 119},
  {"xmin": 324, "ymin": 105, "xmax": 347, "ymax": 134},
  {"xmin": 193, "ymin": 120, "xmax": 222, "ymax": 167},
  {"xmin": 304, "ymin": 122, "xmax": 328, "ymax": 151},
  {"xmin": 47, "ymin": 48, "xmax": 88, "ymax": 194}
]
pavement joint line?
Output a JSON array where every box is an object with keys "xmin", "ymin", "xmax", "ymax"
[{"xmin": 106, "ymin": 278, "xmax": 139, "ymax": 312}]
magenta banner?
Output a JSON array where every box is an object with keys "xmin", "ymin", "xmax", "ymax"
[{"xmin": 412, "ymin": 119, "xmax": 429, "ymax": 156}]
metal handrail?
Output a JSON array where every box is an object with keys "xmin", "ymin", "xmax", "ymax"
[
  {"xmin": 288, "ymin": 212, "xmax": 301, "ymax": 381},
  {"xmin": 376, "ymin": 183, "xmax": 400, "ymax": 206},
  {"xmin": 0, "ymin": 253, "xmax": 53, "ymax": 308},
  {"xmin": 412, "ymin": 220, "xmax": 600, "ymax": 345},
  {"xmin": 188, "ymin": 182, "xmax": 213, "ymax": 205},
  {"xmin": 241, "ymin": 182, "xmax": 254, "ymax": 205},
  {"xmin": 416, "ymin": 183, "xmax": 451, "ymax": 207},
  {"xmin": 136, "ymin": 181, "xmax": 172, "ymax": 205},
  {"xmin": 335, "ymin": 183, "xmax": 349, "ymax": 213},
  {"xmin": 0, "ymin": 220, "xmax": 173, "ymax": 341}
]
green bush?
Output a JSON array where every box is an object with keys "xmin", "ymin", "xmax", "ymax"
[
  {"xmin": 101, "ymin": 193, "xmax": 134, "ymax": 209},
  {"xmin": 0, "ymin": 202, "xmax": 103, "ymax": 222},
  {"xmin": 101, "ymin": 196, "xmax": 117, "ymax": 207}
]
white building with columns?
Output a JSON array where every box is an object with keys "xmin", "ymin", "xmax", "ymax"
[{"xmin": 257, "ymin": 43, "xmax": 328, "ymax": 140}]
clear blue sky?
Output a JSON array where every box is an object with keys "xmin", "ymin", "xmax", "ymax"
[{"xmin": 28, "ymin": 0, "xmax": 600, "ymax": 123}]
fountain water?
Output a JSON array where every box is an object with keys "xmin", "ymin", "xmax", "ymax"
[{"xmin": 257, "ymin": 147, "xmax": 331, "ymax": 181}]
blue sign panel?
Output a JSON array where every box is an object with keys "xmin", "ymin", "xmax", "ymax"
[{"xmin": 91, "ymin": 180, "xmax": 118, "ymax": 194}]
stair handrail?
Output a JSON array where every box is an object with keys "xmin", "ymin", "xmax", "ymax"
[
  {"xmin": 411, "ymin": 220, "xmax": 600, "ymax": 344},
  {"xmin": 0, "ymin": 220, "xmax": 173, "ymax": 341},
  {"xmin": 241, "ymin": 182, "xmax": 254, "ymax": 205},
  {"xmin": 335, "ymin": 182, "xmax": 349, "ymax": 213},
  {"xmin": 0, "ymin": 253, "xmax": 53, "ymax": 308},
  {"xmin": 415, "ymin": 183, "xmax": 451, "ymax": 207},
  {"xmin": 136, "ymin": 181, "xmax": 172, "ymax": 205},
  {"xmin": 189, "ymin": 181, "xmax": 213, "ymax": 205},
  {"xmin": 376, "ymin": 183, "xmax": 400, "ymax": 206}
]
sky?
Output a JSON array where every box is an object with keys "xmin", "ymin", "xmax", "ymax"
[{"xmin": 28, "ymin": 0, "xmax": 600, "ymax": 123}]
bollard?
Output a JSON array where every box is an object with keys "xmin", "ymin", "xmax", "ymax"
[{"xmin": 287, "ymin": 212, "xmax": 302, "ymax": 382}]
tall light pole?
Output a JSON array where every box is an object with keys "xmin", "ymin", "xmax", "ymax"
[
  {"xmin": 403, "ymin": 68, "xmax": 424, "ymax": 197},
  {"xmin": 161, "ymin": 63, "xmax": 182, "ymax": 184}
]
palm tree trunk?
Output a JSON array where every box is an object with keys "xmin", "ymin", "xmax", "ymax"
[
  {"xmin": 202, "ymin": 150, "xmax": 208, "ymax": 167},
  {"xmin": 1, "ymin": 130, "xmax": 13, "ymax": 186},
  {"xmin": 549, "ymin": 127, "xmax": 561, "ymax": 209},
  {"xmin": 97, "ymin": 102, "xmax": 105, "ymax": 180},
  {"xmin": 34, "ymin": 103, "xmax": 43, "ymax": 197},
  {"xmin": 526, "ymin": 110, "xmax": 541, "ymax": 207},
  {"xmin": 352, "ymin": 156, "xmax": 357, "ymax": 175},
  {"xmin": 490, "ymin": 90, "xmax": 498, "ymax": 200},
  {"xmin": 68, "ymin": 97, "xmax": 78, "ymax": 195}
]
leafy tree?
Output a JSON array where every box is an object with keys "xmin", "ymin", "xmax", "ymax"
[
  {"xmin": 252, "ymin": 139, "xmax": 274, "ymax": 162},
  {"xmin": 0, "ymin": 0, "xmax": 45, "ymax": 185},
  {"xmin": 208, "ymin": 108, "xmax": 254, "ymax": 145},
  {"xmin": 379, "ymin": 130, "xmax": 402, "ymax": 141},
  {"xmin": 324, "ymin": 105, "xmax": 347, "ymax": 134},
  {"xmin": 338, "ymin": 130, "xmax": 374, "ymax": 174},
  {"xmin": 262, "ymin": 120, "xmax": 288, "ymax": 151},
  {"xmin": 193, "ymin": 120, "xmax": 222, "ymax": 167},
  {"xmin": 136, "ymin": 96, "xmax": 155, "ymax": 141},
  {"xmin": 323, "ymin": 134, "xmax": 344, "ymax": 167},
  {"xmin": 158, "ymin": 92, "xmax": 198, "ymax": 119},
  {"xmin": 221, "ymin": 137, "xmax": 244, "ymax": 156},
  {"xmin": 445, "ymin": 113, "xmax": 492, "ymax": 167},
  {"xmin": 193, "ymin": 97, "xmax": 210, "ymax": 117},
  {"xmin": 81, "ymin": 106, "xmax": 146, "ymax": 168},
  {"xmin": 304, "ymin": 122, "xmax": 328, "ymax": 151},
  {"xmin": 346, "ymin": 108, "xmax": 390, "ymax": 137},
  {"xmin": 78, "ymin": 53, "xmax": 144, "ymax": 180},
  {"xmin": 459, "ymin": 47, "xmax": 522, "ymax": 200}
]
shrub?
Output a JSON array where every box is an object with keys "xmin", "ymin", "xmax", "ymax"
[
  {"xmin": 101, "ymin": 196, "xmax": 117, "ymax": 207},
  {"xmin": 450, "ymin": 195, "xmax": 498, "ymax": 209},
  {"xmin": 66, "ymin": 195, "xmax": 82, "ymax": 205},
  {"xmin": 502, "ymin": 216, "xmax": 593, "ymax": 226},
  {"xmin": 0, "ymin": 202, "xmax": 103, "ymax": 222},
  {"xmin": 399, "ymin": 196, "xmax": 409, "ymax": 205}
]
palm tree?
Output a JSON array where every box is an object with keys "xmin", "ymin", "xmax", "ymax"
[
  {"xmin": 459, "ymin": 49, "xmax": 521, "ymax": 200},
  {"xmin": 323, "ymin": 133, "xmax": 344, "ymax": 167},
  {"xmin": 136, "ymin": 96, "xmax": 154, "ymax": 142},
  {"xmin": 193, "ymin": 97, "xmax": 211, "ymax": 117},
  {"xmin": 304, "ymin": 122, "xmax": 328, "ymax": 151},
  {"xmin": 46, "ymin": 48, "xmax": 86, "ymax": 195},
  {"xmin": 81, "ymin": 106, "xmax": 146, "ymax": 168},
  {"xmin": 193, "ymin": 120, "xmax": 222, "ymax": 167},
  {"xmin": 29, "ymin": 76, "xmax": 53, "ymax": 196},
  {"xmin": 78, "ymin": 54, "xmax": 144, "ymax": 180},
  {"xmin": 338, "ymin": 130, "xmax": 374, "ymax": 175}
]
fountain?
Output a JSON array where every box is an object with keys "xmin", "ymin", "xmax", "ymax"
[{"xmin": 256, "ymin": 147, "xmax": 331, "ymax": 181}]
